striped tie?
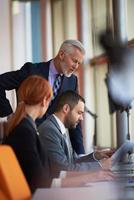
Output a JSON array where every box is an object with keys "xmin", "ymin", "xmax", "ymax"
[{"xmin": 52, "ymin": 74, "xmax": 62, "ymax": 100}]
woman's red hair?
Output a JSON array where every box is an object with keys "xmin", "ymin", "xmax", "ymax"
[{"xmin": 6, "ymin": 75, "xmax": 52, "ymax": 134}]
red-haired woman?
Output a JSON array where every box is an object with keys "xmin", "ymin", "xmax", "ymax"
[{"xmin": 3, "ymin": 75, "xmax": 53, "ymax": 193}]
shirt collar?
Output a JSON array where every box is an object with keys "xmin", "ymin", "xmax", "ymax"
[
  {"xmin": 49, "ymin": 60, "xmax": 63, "ymax": 76},
  {"xmin": 49, "ymin": 60, "xmax": 59, "ymax": 76},
  {"xmin": 53, "ymin": 114, "xmax": 66, "ymax": 135}
]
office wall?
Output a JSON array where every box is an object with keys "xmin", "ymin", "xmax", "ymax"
[
  {"xmin": 0, "ymin": 0, "xmax": 16, "ymax": 111},
  {"xmin": 0, "ymin": 0, "xmax": 12, "ymax": 138},
  {"xmin": 88, "ymin": 0, "xmax": 113, "ymax": 148},
  {"xmin": 0, "ymin": 0, "xmax": 12, "ymax": 73},
  {"xmin": 12, "ymin": 1, "xmax": 31, "ymax": 69}
]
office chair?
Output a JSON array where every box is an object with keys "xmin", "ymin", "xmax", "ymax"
[
  {"xmin": 0, "ymin": 189, "xmax": 8, "ymax": 200},
  {"xmin": 0, "ymin": 145, "xmax": 31, "ymax": 200}
]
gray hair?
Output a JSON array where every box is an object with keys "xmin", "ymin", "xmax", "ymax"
[{"xmin": 60, "ymin": 39, "xmax": 85, "ymax": 55}]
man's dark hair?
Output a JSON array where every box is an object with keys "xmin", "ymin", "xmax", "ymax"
[{"xmin": 54, "ymin": 90, "xmax": 85, "ymax": 112}]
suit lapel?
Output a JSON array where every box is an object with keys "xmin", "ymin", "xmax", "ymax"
[
  {"xmin": 48, "ymin": 115, "xmax": 71, "ymax": 160},
  {"xmin": 40, "ymin": 60, "xmax": 51, "ymax": 80},
  {"xmin": 59, "ymin": 76, "xmax": 73, "ymax": 93},
  {"xmin": 49, "ymin": 115, "xmax": 69, "ymax": 146},
  {"xmin": 48, "ymin": 115, "xmax": 62, "ymax": 134},
  {"xmin": 57, "ymin": 75, "xmax": 76, "ymax": 96}
]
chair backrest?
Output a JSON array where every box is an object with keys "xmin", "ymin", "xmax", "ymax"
[
  {"xmin": 0, "ymin": 189, "xmax": 8, "ymax": 200},
  {"xmin": 0, "ymin": 145, "xmax": 32, "ymax": 200}
]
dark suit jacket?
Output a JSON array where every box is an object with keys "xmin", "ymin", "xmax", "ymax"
[
  {"xmin": 0, "ymin": 61, "xmax": 85, "ymax": 154},
  {"xmin": 3, "ymin": 117, "xmax": 51, "ymax": 193},
  {"xmin": 38, "ymin": 115, "xmax": 101, "ymax": 178}
]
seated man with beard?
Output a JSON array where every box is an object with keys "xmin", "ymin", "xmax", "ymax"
[{"xmin": 38, "ymin": 91, "xmax": 112, "ymax": 179}]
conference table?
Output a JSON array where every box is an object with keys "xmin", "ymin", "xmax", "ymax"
[
  {"xmin": 32, "ymin": 162, "xmax": 134, "ymax": 200},
  {"xmin": 32, "ymin": 180, "xmax": 134, "ymax": 200}
]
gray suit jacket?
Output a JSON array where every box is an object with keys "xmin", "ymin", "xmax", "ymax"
[{"xmin": 38, "ymin": 115, "xmax": 101, "ymax": 178}]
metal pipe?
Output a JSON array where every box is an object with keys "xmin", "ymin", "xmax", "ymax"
[{"xmin": 112, "ymin": 0, "xmax": 128, "ymax": 147}]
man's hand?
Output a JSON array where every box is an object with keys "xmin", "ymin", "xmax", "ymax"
[
  {"xmin": 94, "ymin": 148, "xmax": 115, "ymax": 160},
  {"xmin": 100, "ymin": 158, "xmax": 112, "ymax": 170}
]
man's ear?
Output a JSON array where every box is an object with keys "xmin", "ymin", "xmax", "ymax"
[
  {"xmin": 59, "ymin": 50, "xmax": 65, "ymax": 60},
  {"xmin": 63, "ymin": 104, "xmax": 70, "ymax": 114}
]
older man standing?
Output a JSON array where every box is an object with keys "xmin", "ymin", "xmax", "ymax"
[{"xmin": 0, "ymin": 40, "xmax": 85, "ymax": 154}]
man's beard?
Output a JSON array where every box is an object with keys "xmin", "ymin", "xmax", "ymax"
[
  {"xmin": 64, "ymin": 115, "xmax": 78, "ymax": 129},
  {"xmin": 60, "ymin": 62, "xmax": 73, "ymax": 77},
  {"xmin": 64, "ymin": 71, "xmax": 72, "ymax": 77}
]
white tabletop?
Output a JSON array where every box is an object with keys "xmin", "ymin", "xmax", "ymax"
[{"xmin": 32, "ymin": 181, "xmax": 124, "ymax": 200}]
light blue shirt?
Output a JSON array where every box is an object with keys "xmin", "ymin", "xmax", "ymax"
[{"xmin": 49, "ymin": 60, "xmax": 59, "ymax": 88}]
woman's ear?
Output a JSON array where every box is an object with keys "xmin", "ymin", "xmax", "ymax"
[{"xmin": 41, "ymin": 97, "xmax": 47, "ymax": 107}]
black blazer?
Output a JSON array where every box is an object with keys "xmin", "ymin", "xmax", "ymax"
[
  {"xmin": 3, "ymin": 117, "xmax": 51, "ymax": 193},
  {"xmin": 0, "ymin": 61, "xmax": 85, "ymax": 154}
]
